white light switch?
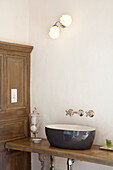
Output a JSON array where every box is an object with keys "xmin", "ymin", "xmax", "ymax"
[{"xmin": 11, "ymin": 89, "xmax": 17, "ymax": 103}]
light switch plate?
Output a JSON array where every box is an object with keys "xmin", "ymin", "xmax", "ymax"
[{"xmin": 11, "ymin": 89, "xmax": 17, "ymax": 103}]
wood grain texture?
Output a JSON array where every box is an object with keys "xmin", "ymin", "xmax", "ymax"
[
  {"xmin": 0, "ymin": 41, "xmax": 33, "ymax": 53},
  {"xmin": 5, "ymin": 55, "xmax": 26, "ymax": 108},
  {"xmin": 0, "ymin": 41, "xmax": 33, "ymax": 170},
  {"xmin": 0, "ymin": 54, "xmax": 3, "ymax": 111},
  {"xmin": 0, "ymin": 117, "xmax": 28, "ymax": 143},
  {"xmin": 0, "ymin": 150, "xmax": 31, "ymax": 170},
  {"xmin": 6, "ymin": 138, "xmax": 113, "ymax": 167}
]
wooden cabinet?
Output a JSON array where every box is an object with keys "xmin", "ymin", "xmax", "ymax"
[{"xmin": 0, "ymin": 41, "xmax": 33, "ymax": 170}]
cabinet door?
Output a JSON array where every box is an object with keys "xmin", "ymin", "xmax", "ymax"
[
  {"xmin": 1, "ymin": 54, "xmax": 30, "ymax": 170},
  {"xmin": 0, "ymin": 54, "xmax": 3, "ymax": 111},
  {"xmin": 1, "ymin": 54, "xmax": 29, "ymax": 138}
]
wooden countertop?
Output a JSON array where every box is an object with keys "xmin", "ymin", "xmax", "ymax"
[{"xmin": 6, "ymin": 138, "xmax": 113, "ymax": 167}]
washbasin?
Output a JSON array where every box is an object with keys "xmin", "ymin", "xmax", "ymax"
[{"xmin": 45, "ymin": 124, "xmax": 96, "ymax": 150}]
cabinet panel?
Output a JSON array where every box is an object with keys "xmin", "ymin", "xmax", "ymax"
[
  {"xmin": 0, "ymin": 118, "xmax": 28, "ymax": 142},
  {"xmin": 0, "ymin": 54, "xmax": 3, "ymax": 111},
  {"xmin": 7, "ymin": 151, "xmax": 25, "ymax": 170},
  {"xmin": 1, "ymin": 151, "xmax": 31, "ymax": 170},
  {"xmin": 5, "ymin": 55, "xmax": 28, "ymax": 109}
]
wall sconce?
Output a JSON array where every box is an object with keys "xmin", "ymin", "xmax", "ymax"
[{"xmin": 49, "ymin": 14, "xmax": 72, "ymax": 39}]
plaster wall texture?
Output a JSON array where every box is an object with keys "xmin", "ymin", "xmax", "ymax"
[
  {"xmin": 0, "ymin": 0, "xmax": 29, "ymax": 44},
  {"xmin": 29, "ymin": 0, "xmax": 113, "ymax": 169}
]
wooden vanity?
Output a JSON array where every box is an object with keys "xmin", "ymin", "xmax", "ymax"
[{"xmin": 6, "ymin": 137, "xmax": 113, "ymax": 170}]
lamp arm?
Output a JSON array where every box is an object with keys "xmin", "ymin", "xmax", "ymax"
[{"xmin": 54, "ymin": 21, "xmax": 66, "ymax": 28}]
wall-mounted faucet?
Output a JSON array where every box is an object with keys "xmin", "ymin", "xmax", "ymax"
[
  {"xmin": 65, "ymin": 109, "xmax": 84, "ymax": 117},
  {"xmin": 65, "ymin": 109, "xmax": 94, "ymax": 117}
]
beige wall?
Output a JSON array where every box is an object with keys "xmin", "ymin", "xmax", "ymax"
[
  {"xmin": 0, "ymin": 0, "xmax": 29, "ymax": 43},
  {"xmin": 29, "ymin": 0, "xmax": 113, "ymax": 169}
]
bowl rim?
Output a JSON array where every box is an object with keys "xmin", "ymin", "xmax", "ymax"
[{"xmin": 45, "ymin": 124, "xmax": 96, "ymax": 131}]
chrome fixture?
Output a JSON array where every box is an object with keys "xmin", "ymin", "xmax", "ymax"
[
  {"xmin": 49, "ymin": 14, "xmax": 72, "ymax": 39},
  {"xmin": 66, "ymin": 109, "xmax": 94, "ymax": 117}
]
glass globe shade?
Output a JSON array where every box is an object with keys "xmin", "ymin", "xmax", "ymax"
[
  {"xmin": 60, "ymin": 15, "xmax": 72, "ymax": 27},
  {"xmin": 49, "ymin": 25, "xmax": 60, "ymax": 39}
]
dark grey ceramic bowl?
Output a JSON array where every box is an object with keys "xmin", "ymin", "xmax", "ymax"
[{"xmin": 45, "ymin": 124, "xmax": 96, "ymax": 150}]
